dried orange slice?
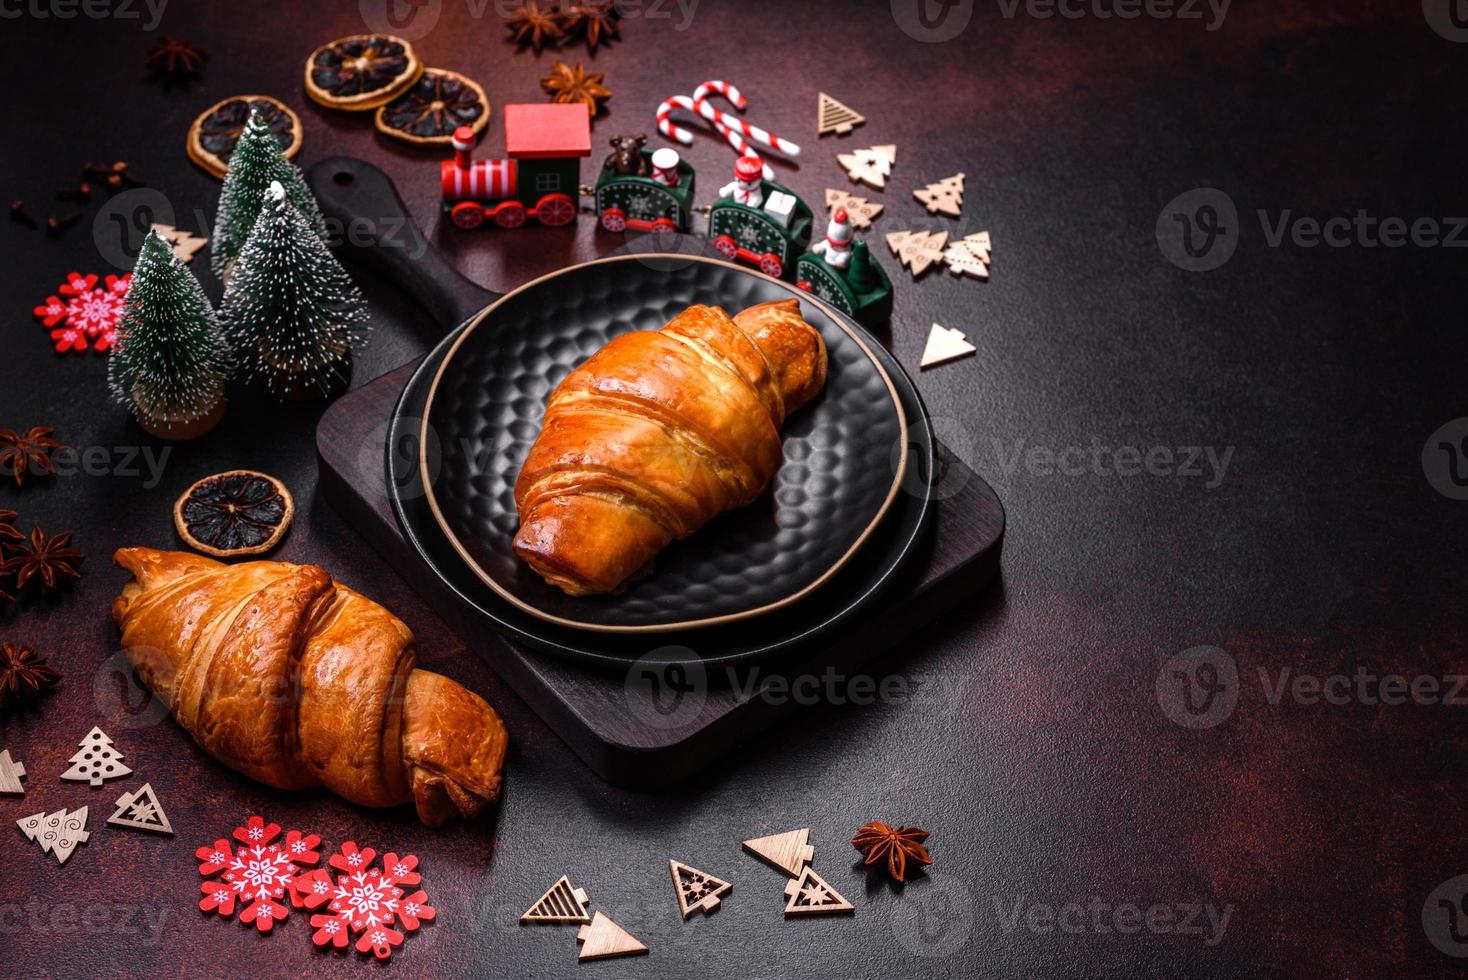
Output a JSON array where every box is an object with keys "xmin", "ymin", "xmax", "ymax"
[
  {"xmin": 304, "ymin": 34, "xmax": 422, "ymax": 111},
  {"xmin": 187, "ymin": 95, "xmax": 302, "ymax": 179},
  {"xmin": 174, "ymin": 470, "xmax": 295, "ymax": 558},
  {"xmin": 374, "ymin": 68, "xmax": 489, "ymax": 146}
]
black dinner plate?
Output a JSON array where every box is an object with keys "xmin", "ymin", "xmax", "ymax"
[
  {"xmin": 418, "ymin": 255, "xmax": 909, "ymax": 633},
  {"xmin": 388, "ymin": 256, "xmax": 937, "ymax": 669}
]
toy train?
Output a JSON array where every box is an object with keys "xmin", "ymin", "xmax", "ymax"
[{"xmin": 441, "ymin": 106, "xmax": 893, "ymax": 326}]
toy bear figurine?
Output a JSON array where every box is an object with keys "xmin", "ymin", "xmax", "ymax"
[{"xmin": 604, "ymin": 135, "xmax": 651, "ymax": 177}]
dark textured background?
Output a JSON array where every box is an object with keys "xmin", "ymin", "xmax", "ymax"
[{"xmin": 2, "ymin": 0, "xmax": 1465, "ymax": 976}]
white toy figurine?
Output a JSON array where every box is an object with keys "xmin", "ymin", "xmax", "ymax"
[
  {"xmin": 811, "ymin": 207, "xmax": 854, "ymax": 270},
  {"xmin": 718, "ymin": 156, "xmax": 765, "ymax": 208}
]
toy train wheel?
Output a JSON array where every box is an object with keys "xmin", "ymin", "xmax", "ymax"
[
  {"xmin": 796, "ymin": 280, "xmax": 813, "ymax": 292},
  {"xmin": 759, "ymin": 253, "xmax": 784, "ymax": 277},
  {"xmin": 600, "ymin": 207, "xmax": 628, "ymax": 232},
  {"xmin": 713, "ymin": 235, "xmax": 738, "ymax": 260},
  {"xmin": 450, "ymin": 202, "xmax": 484, "ymax": 230},
  {"xmin": 652, "ymin": 217, "xmax": 677, "ymax": 233},
  {"xmin": 536, "ymin": 193, "xmax": 576, "ymax": 228},
  {"xmin": 494, "ymin": 201, "xmax": 527, "ymax": 229}
]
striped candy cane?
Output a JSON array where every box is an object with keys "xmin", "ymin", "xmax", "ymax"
[
  {"xmin": 657, "ymin": 91, "xmax": 774, "ymax": 179},
  {"xmin": 693, "ymin": 80, "xmax": 801, "ymax": 160}
]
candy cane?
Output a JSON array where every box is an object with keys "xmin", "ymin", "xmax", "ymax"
[
  {"xmin": 693, "ymin": 80, "xmax": 801, "ymax": 160},
  {"xmin": 656, "ymin": 95, "xmax": 699, "ymax": 145}
]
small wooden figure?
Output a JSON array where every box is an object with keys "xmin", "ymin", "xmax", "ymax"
[
  {"xmin": 825, "ymin": 189, "xmax": 883, "ymax": 229},
  {"xmin": 837, "ymin": 145, "xmax": 896, "ymax": 189},
  {"xmin": 914, "ymin": 173, "xmax": 965, "ymax": 217},
  {"xmin": 0, "ymin": 749, "xmax": 26, "ymax": 796},
  {"xmin": 576, "ymin": 911, "xmax": 648, "ymax": 960},
  {"xmin": 17, "ymin": 807, "xmax": 90, "ymax": 865},
  {"xmin": 59, "ymin": 726, "xmax": 132, "ymax": 787},
  {"xmin": 920, "ymin": 323, "xmax": 977, "ymax": 369},
  {"xmin": 669, "ymin": 860, "xmax": 733, "ymax": 918},
  {"xmin": 521, "ymin": 875, "xmax": 592, "ymax": 923},
  {"xmin": 742, "ymin": 828, "xmax": 815, "ymax": 877},
  {"xmin": 817, "ymin": 92, "xmax": 866, "ymax": 137},
  {"xmin": 107, "ymin": 783, "xmax": 174, "ymax": 835},
  {"xmin": 886, "ymin": 229, "xmax": 950, "ymax": 278},
  {"xmin": 783, "ymin": 867, "xmax": 854, "ymax": 916}
]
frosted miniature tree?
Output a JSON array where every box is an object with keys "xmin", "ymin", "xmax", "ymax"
[
  {"xmin": 221, "ymin": 181, "xmax": 369, "ymax": 399},
  {"xmin": 59, "ymin": 727, "xmax": 132, "ymax": 786},
  {"xmin": 212, "ymin": 109, "xmax": 326, "ymax": 279}
]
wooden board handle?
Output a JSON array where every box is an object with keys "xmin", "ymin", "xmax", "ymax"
[{"xmin": 307, "ymin": 156, "xmax": 498, "ymax": 333}]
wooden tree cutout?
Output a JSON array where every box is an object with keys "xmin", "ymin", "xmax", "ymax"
[
  {"xmin": 59, "ymin": 726, "xmax": 132, "ymax": 787},
  {"xmin": 107, "ymin": 783, "xmax": 174, "ymax": 835},
  {"xmin": 150, "ymin": 223, "xmax": 209, "ymax": 263},
  {"xmin": 837, "ymin": 145, "xmax": 896, "ymax": 190},
  {"xmin": 886, "ymin": 230, "xmax": 950, "ymax": 278},
  {"xmin": 17, "ymin": 807, "xmax": 90, "ymax": 865},
  {"xmin": 920, "ymin": 323, "xmax": 977, "ymax": 369},
  {"xmin": 944, "ymin": 231, "xmax": 991, "ymax": 279},
  {"xmin": 576, "ymin": 911, "xmax": 648, "ymax": 960},
  {"xmin": 914, "ymin": 173, "xmax": 965, "ymax": 217},
  {"xmin": 0, "ymin": 749, "xmax": 26, "ymax": 796},
  {"xmin": 669, "ymin": 859, "xmax": 733, "ymax": 918},
  {"xmin": 783, "ymin": 867, "xmax": 854, "ymax": 916},
  {"xmin": 742, "ymin": 828, "xmax": 815, "ymax": 877},
  {"xmin": 520, "ymin": 875, "xmax": 591, "ymax": 923},
  {"xmin": 817, "ymin": 92, "xmax": 866, "ymax": 137},
  {"xmin": 825, "ymin": 189, "xmax": 883, "ymax": 230}
]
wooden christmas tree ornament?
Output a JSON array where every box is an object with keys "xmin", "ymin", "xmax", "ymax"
[
  {"xmin": 886, "ymin": 229, "xmax": 950, "ymax": 278},
  {"xmin": 783, "ymin": 866, "xmax": 854, "ymax": 916},
  {"xmin": 59, "ymin": 726, "xmax": 132, "ymax": 786},
  {"xmin": 944, "ymin": 231, "xmax": 991, "ymax": 279},
  {"xmin": 825, "ymin": 189, "xmax": 883, "ymax": 229},
  {"xmin": 817, "ymin": 92, "xmax": 865, "ymax": 137},
  {"xmin": 669, "ymin": 859, "xmax": 733, "ymax": 918},
  {"xmin": 576, "ymin": 911, "xmax": 648, "ymax": 960},
  {"xmin": 17, "ymin": 807, "xmax": 90, "ymax": 865},
  {"xmin": 150, "ymin": 223, "xmax": 209, "ymax": 263},
  {"xmin": 837, "ymin": 145, "xmax": 896, "ymax": 190},
  {"xmin": 0, "ymin": 749, "xmax": 26, "ymax": 796},
  {"xmin": 521, "ymin": 875, "xmax": 592, "ymax": 924},
  {"xmin": 107, "ymin": 783, "xmax": 174, "ymax": 835},
  {"xmin": 914, "ymin": 173, "xmax": 965, "ymax": 217},
  {"xmin": 742, "ymin": 828, "xmax": 815, "ymax": 877},
  {"xmin": 920, "ymin": 324, "xmax": 977, "ymax": 369}
]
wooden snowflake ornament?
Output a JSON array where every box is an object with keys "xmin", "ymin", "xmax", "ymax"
[
  {"xmin": 107, "ymin": 783, "xmax": 173, "ymax": 835},
  {"xmin": 783, "ymin": 867, "xmax": 854, "ymax": 916},
  {"xmin": 17, "ymin": 807, "xmax": 89, "ymax": 865},
  {"xmin": 886, "ymin": 230, "xmax": 950, "ymax": 278},
  {"xmin": 825, "ymin": 189, "xmax": 883, "ymax": 229},
  {"xmin": 292, "ymin": 841, "xmax": 435, "ymax": 961},
  {"xmin": 521, "ymin": 875, "xmax": 591, "ymax": 923},
  {"xmin": 0, "ymin": 749, "xmax": 26, "ymax": 795},
  {"xmin": 576, "ymin": 911, "xmax": 648, "ymax": 960},
  {"xmin": 196, "ymin": 815, "xmax": 321, "ymax": 932},
  {"xmin": 837, "ymin": 145, "xmax": 896, "ymax": 189},
  {"xmin": 914, "ymin": 173, "xmax": 965, "ymax": 217},
  {"xmin": 669, "ymin": 859, "xmax": 733, "ymax": 917},
  {"xmin": 742, "ymin": 827, "xmax": 815, "ymax": 877},
  {"xmin": 59, "ymin": 726, "xmax": 131, "ymax": 786}
]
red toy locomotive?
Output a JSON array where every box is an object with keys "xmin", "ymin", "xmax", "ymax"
[{"xmin": 440, "ymin": 103, "xmax": 591, "ymax": 230}]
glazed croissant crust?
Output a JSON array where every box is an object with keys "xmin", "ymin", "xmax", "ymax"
[
  {"xmin": 513, "ymin": 299, "xmax": 828, "ymax": 596},
  {"xmin": 111, "ymin": 547, "xmax": 508, "ymax": 827}
]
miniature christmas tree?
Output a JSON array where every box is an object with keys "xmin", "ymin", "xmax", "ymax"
[
  {"xmin": 212, "ymin": 109, "xmax": 326, "ymax": 280},
  {"xmin": 837, "ymin": 144, "xmax": 896, "ymax": 189},
  {"xmin": 58, "ymin": 727, "xmax": 131, "ymax": 786},
  {"xmin": 221, "ymin": 181, "xmax": 368, "ymax": 399},
  {"xmin": 108, "ymin": 230, "xmax": 231, "ymax": 439},
  {"xmin": 914, "ymin": 173, "xmax": 965, "ymax": 217}
]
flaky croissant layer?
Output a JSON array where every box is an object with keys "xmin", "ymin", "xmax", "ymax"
[{"xmin": 111, "ymin": 547, "xmax": 508, "ymax": 827}]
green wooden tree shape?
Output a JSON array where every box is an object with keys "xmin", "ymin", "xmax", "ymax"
[
  {"xmin": 212, "ymin": 109, "xmax": 326, "ymax": 279},
  {"xmin": 221, "ymin": 181, "xmax": 368, "ymax": 399}
]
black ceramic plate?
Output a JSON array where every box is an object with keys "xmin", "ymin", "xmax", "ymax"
[
  {"xmin": 418, "ymin": 255, "xmax": 908, "ymax": 633},
  {"xmin": 388, "ymin": 260, "xmax": 937, "ymax": 669}
]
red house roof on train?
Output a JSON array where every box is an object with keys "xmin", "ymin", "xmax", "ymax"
[{"xmin": 504, "ymin": 103, "xmax": 592, "ymax": 159}]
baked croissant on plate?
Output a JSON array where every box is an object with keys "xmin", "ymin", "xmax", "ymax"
[
  {"xmin": 513, "ymin": 299, "xmax": 829, "ymax": 596},
  {"xmin": 111, "ymin": 547, "xmax": 507, "ymax": 827}
]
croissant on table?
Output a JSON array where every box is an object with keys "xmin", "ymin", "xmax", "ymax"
[
  {"xmin": 111, "ymin": 547, "xmax": 508, "ymax": 827},
  {"xmin": 514, "ymin": 299, "xmax": 829, "ymax": 596}
]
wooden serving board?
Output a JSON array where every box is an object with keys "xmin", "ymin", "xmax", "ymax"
[{"xmin": 316, "ymin": 362, "xmax": 1004, "ymax": 786}]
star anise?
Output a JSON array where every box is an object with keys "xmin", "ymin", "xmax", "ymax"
[
  {"xmin": 2, "ymin": 527, "xmax": 83, "ymax": 592},
  {"xmin": 0, "ymin": 643, "xmax": 61, "ymax": 709},
  {"xmin": 852, "ymin": 821, "xmax": 932, "ymax": 882},
  {"xmin": 507, "ymin": 0, "xmax": 566, "ymax": 51},
  {"xmin": 145, "ymin": 36, "xmax": 207, "ymax": 81},
  {"xmin": 0, "ymin": 427, "xmax": 64, "ymax": 487},
  {"xmin": 562, "ymin": 0, "xmax": 620, "ymax": 50},
  {"xmin": 541, "ymin": 61, "xmax": 611, "ymax": 116}
]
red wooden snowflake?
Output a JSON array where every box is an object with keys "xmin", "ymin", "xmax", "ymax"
[
  {"xmin": 32, "ymin": 271, "xmax": 132, "ymax": 355},
  {"xmin": 195, "ymin": 815, "xmax": 321, "ymax": 933},
  {"xmin": 292, "ymin": 841, "xmax": 435, "ymax": 960}
]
